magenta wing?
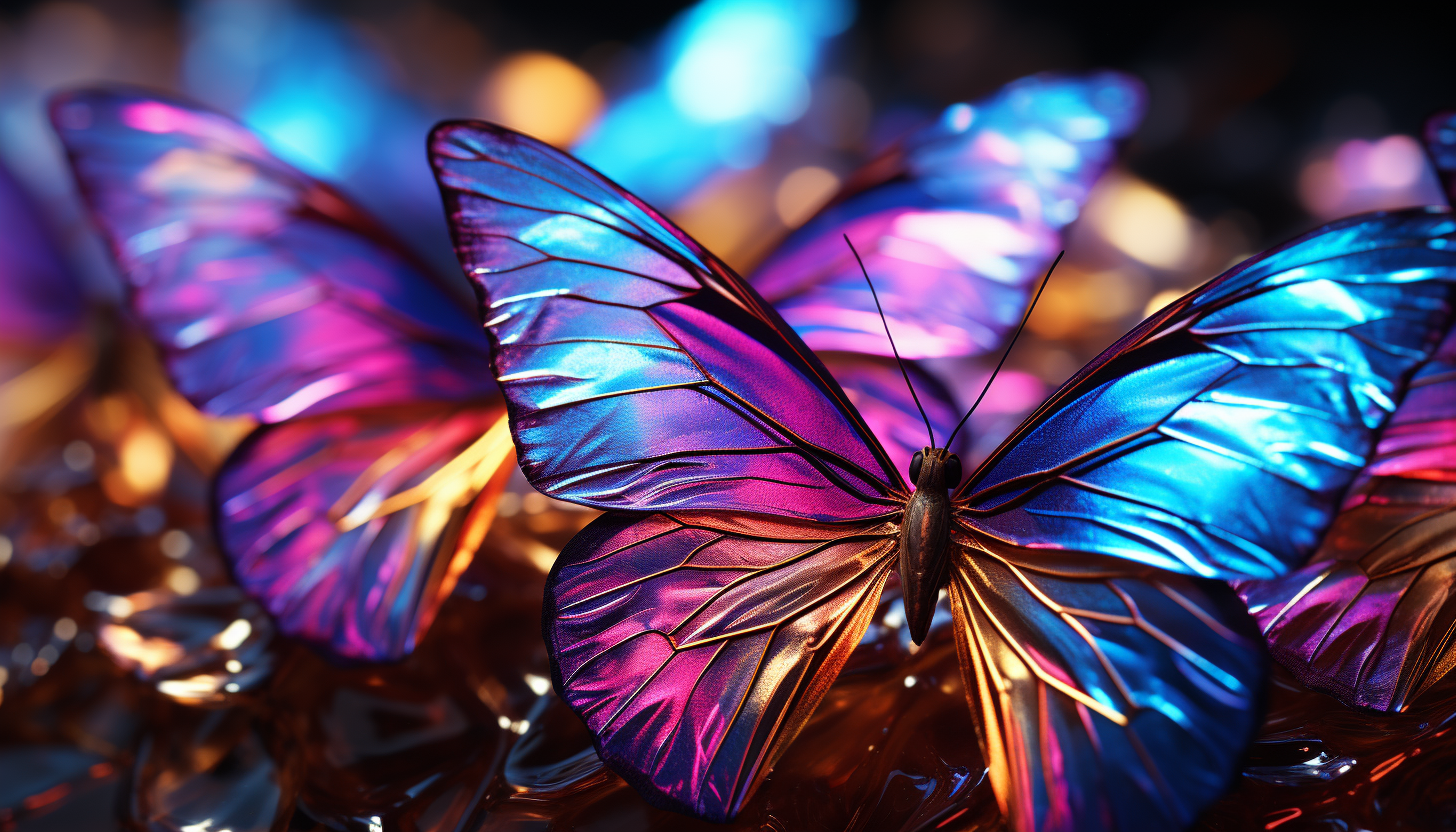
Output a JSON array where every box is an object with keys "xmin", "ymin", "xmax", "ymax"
[
  {"xmin": 429, "ymin": 121, "xmax": 903, "ymax": 521},
  {"xmin": 544, "ymin": 511, "xmax": 898, "ymax": 820},
  {"xmin": 817, "ymin": 352, "xmax": 962, "ymax": 479},
  {"xmin": 750, "ymin": 71, "xmax": 1145, "ymax": 359},
  {"xmin": 215, "ymin": 402, "xmax": 513, "ymax": 660},
  {"xmin": 1236, "ymin": 326, "xmax": 1456, "ymax": 711},
  {"xmin": 50, "ymin": 88, "xmax": 494, "ymax": 421}
]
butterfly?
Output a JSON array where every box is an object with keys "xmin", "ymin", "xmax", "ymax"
[
  {"xmin": 429, "ymin": 118, "xmax": 1456, "ymax": 830},
  {"xmin": 1234, "ymin": 112, "xmax": 1456, "ymax": 713},
  {"xmin": 51, "ymin": 88, "xmax": 516, "ymax": 662}
]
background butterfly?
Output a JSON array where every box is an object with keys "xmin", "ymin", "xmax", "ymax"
[
  {"xmin": 430, "ymin": 118, "xmax": 1456, "ymax": 830},
  {"xmin": 52, "ymin": 89, "xmax": 515, "ymax": 662},
  {"xmin": 1233, "ymin": 112, "xmax": 1456, "ymax": 713}
]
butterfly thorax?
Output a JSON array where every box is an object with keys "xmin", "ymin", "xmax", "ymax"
[{"xmin": 900, "ymin": 446, "xmax": 960, "ymax": 645}]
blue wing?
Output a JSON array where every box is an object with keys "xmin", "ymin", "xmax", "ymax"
[
  {"xmin": 1425, "ymin": 110, "xmax": 1456, "ymax": 201},
  {"xmin": 429, "ymin": 121, "xmax": 902, "ymax": 522},
  {"xmin": 956, "ymin": 208, "xmax": 1456, "ymax": 580}
]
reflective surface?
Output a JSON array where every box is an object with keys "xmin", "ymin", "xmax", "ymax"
[{"xmin": 751, "ymin": 71, "xmax": 1145, "ymax": 360}]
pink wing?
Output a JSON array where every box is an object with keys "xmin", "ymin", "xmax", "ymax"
[
  {"xmin": 750, "ymin": 71, "xmax": 1144, "ymax": 360},
  {"xmin": 51, "ymin": 88, "xmax": 494, "ymax": 421},
  {"xmin": 544, "ymin": 511, "xmax": 898, "ymax": 821},
  {"xmin": 1237, "ymin": 327, "xmax": 1456, "ymax": 711}
]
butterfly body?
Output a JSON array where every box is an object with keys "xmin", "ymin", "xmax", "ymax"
[{"xmin": 901, "ymin": 446, "xmax": 960, "ymax": 644}]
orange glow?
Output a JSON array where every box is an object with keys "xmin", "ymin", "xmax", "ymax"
[
  {"xmin": 118, "ymin": 423, "xmax": 173, "ymax": 499},
  {"xmin": 478, "ymin": 52, "xmax": 604, "ymax": 148},
  {"xmin": 774, "ymin": 166, "xmax": 840, "ymax": 227},
  {"xmin": 1086, "ymin": 172, "xmax": 1198, "ymax": 270},
  {"xmin": 97, "ymin": 623, "xmax": 185, "ymax": 674}
]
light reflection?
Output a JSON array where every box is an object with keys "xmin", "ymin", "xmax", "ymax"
[{"xmin": 1086, "ymin": 171, "xmax": 1199, "ymax": 269}]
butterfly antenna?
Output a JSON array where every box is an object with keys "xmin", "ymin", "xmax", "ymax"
[
  {"xmin": 845, "ymin": 234, "xmax": 936, "ymax": 449},
  {"xmin": 943, "ymin": 250, "xmax": 1063, "ymax": 450}
]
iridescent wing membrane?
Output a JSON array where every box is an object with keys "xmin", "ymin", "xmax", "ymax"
[
  {"xmin": 1230, "ymin": 116, "xmax": 1456, "ymax": 712},
  {"xmin": 53, "ymin": 89, "xmax": 511, "ymax": 660},
  {"xmin": 431, "ymin": 120, "xmax": 1456, "ymax": 830},
  {"xmin": 749, "ymin": 71, "xmax": 1145, "ymax": 360},
  {"xmin": 429, "ymin": 121, "xmax": 903, "ymax": 521}
]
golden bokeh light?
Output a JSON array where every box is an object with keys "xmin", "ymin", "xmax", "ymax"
[
  {"xmin": 1087, "ymin": 172, "xmax": 1198, "ymax": 270},
  {"xmin": 478, "ymin": 51, "xmax": 605, "ymax": 148},
  {"xmin": 774, "ymin": 166, "xmax": 840, "ymax": 227},
  {"xmin": 117, "ymin": 423, "xmax": 173, "ymax": 501}
]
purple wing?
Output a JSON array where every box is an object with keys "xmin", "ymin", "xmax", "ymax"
[
  {"xmin": 750, "ymin": 71, "xmax": 1145, "ymax": 359},
  {"xmin": 957, "ymin": 208, "xmax": 1456, "ymax": 581},
  {"xmin": 429, "ymin": 121, "xmax": 902, "ymax": 521},
  {"xmin": 0, "ymin": 163, "xmax": 85, "ymax": 347},
  {"xmin": 1236, "ymin": 327, "xmax": 1456, "ymax": 711},
  {"xmin": 1424, "ymin": 110, "xmax": 1456, "ymax": 201},
  {"xmin": 817, "ymin": 352, "xmax": 962, "ymax": 479},
  {"xmin": 544, "ymin": 511, "xmax": 898, "ymax": 821},
  {"xmin": 948, "ymin": 539, "xmax": 1263, "ymax": 832},
  {"xmin": 215, "ymin": 402, "xmax": 513, "ymax": 661},
  {"xmin": 50, "ymin": 88, "xmax": 494, "ymax": 421}
]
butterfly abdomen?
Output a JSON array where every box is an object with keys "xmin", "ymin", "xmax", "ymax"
[{"xmin": 900, "ymin": 447, "xmax": 957, "ymax": 644}]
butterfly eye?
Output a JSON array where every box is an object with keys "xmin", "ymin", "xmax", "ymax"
[
  {"xmin": 909, "ymin": 450, "xmax": 923, "ymax": 482},
  {"xmin": 945, "ymin": 454, "xmax": 962, "ymax": 488}
]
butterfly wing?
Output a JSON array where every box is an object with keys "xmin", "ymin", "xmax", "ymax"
[
  {"xmin": 750, "ymin": 71, "xmax": 1145, "ymax": 359},
  {"xmin": 429, "ymin": 121, "xmax": 903, "ymax": 520},
  {"xmin": 1236, "ymin": 326, "xmax": 1456, "ymax": 711},
  {"xmin": 52, "ymin": 89, "xmax": 511, "ymax": 661},
  {"xmin": 947, "ymin": 537, "xmax": 1263, "ymax": 832},
  {"xmin": 957, "ymin": 208, "xmax": 1456, "ymax": 581},
  {"xmin": 215, "ymin": 402, "xmax": 513, "ymax": 660},
  {"xmin": 818, "ymin": 352, "xmax": 961, "ymax": 479},
  {"xmin": 544, "ymin": 510, "xmax": 898, "ymax": 821},
  {"xmin": 50, "ymin": 88, "xmax": 495, "ymax": 421}
]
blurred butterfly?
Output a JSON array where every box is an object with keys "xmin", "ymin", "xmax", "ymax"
[
  {"xmin": 51, "ymin": 89, "xmax": 515, "ymax": 662},
  {"xmin": 1235, "ymin": 112, "xmax": 1456, "ymax": 713},
  {"xmin": 430, "ymin": 120, "xmax": 1456, "ymax": 831},
  {"xmin": 0, "ymin": 162, "xmax": 92, "ymax": 457}
]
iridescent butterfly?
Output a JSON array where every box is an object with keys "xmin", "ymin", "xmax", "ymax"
[
  {"xmin": 429, "ymin": 120, "xmax": 1456, "ymax": 830},
  {"xmin": 51, "ymin": 89, "xmax": 515, "ymax": 662},
  {"xmin": 1235, "ymin": 112, "xmax": 1456, "ymax": 713}
]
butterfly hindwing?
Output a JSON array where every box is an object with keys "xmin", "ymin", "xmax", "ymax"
[
  {"xmin": 216, "ymin": 402, "xmax": 513, "ymax": 660},
  {"xmin": 1237, "ymin": 326, "xmax": 1456, "ymax": 711},
  {"xmin": 957, "ymin": 208, "xmax": 1456, "ymax": 581},
  {"xmin": 51, "ymin": 88, "xmax": 495, "ymax": 421},
  {"xmin": 429, "ymin": 122, "xmax": 903, "ymax": 521},
  {"xmin": 750, "ymin": 71, "xmax": 1145, "ymax": 360},
  {"xmin": 948, "ymin": 538, "xmax": 1263, "ymax": 832},
  {"xmin": 544, "ymin": 510, "xmax": 898, "ymax": 821}
]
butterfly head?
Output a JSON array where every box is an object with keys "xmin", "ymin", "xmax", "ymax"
[{"xmin": 909, "ymin": 447, "xmax": 962, "ymax": 493}]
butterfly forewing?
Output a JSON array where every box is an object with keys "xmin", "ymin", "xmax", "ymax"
[
  {"xmin": 947, "ymin": 537, "xmax": 1263, "ymax": 832},
  {"xmin": 429, "ymin": 122, "xmax": 904, "ymax": 520},
  {"xmin": 750, "ymin": 71, "xmax": 1145, "ymax": 360},
  {"xmin": 51, "ymin": 89, "xmax": 495, "ymax": 421},
  {"xmin": 544, "ymin": 511, "xmax": 898, "ymax": 821},
  {"xmin": 1237, "ymin": 325, "xmax": 1456, "ymax": 711},
  {"xmin": 956, "ymin": 208, "xmax": 1456, "ymax": 581}
]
